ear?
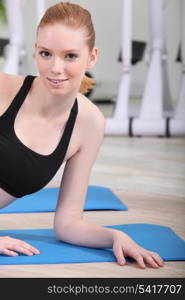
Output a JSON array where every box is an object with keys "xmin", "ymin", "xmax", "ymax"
[{"xmin": 87, "ymin": 47, "xmax": 98, "ymax": 69}]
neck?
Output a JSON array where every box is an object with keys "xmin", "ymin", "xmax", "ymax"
[{"xmin": 29, "ymin": 76, "xmax": 78, "ymax": 119}]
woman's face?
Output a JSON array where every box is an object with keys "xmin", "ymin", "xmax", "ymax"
[{"xmin": 35, "ymin": 24, "xmax": 97, "ymax": 96}]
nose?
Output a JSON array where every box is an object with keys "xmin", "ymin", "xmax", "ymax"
[{"xmin": 50, "ymin": 56, "xmax": 64, "ymax": 75}]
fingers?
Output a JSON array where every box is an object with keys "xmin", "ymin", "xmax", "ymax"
[
  {"xmin": 0, "ymin": 237, "xmax": 40, "ymax": 257},
  {"xmin": 144, "ymin": 255, "xmax": 159, "ymax": 268},
  {"xmin": 142, "ymin": 251, "xmax": 164, "ymax": 269},
  {"xmin": 113, "ymin": 242, "xmax": 165, "ymax": 269},
  {"xmin": 13, "ymin": 244, "xmax": 40, "ymax": 256},
  {"xmin": 2, "ymin": 249, "xmax": 18, "ymax": 257},
  {"xmin": 113, "ymin": 244, "xmax": 126, "ymax": 266},
  {"xmin": 134, "ymin": 254, "xmax": 146, "ymax": 269},
  {"xmin": 149, "ymin": 252, "xmax": 164, "ymax": 267},
  {"xmin": 115, "ymin": 244, "xmax": 164, "ymax": 269},
  {"xmin": 128, "ymin": 252, "xmax": 164, "ymax": 269},
  {"xmin": 19, "ymin": 242, "xmax": 40, "ymax": 255}
]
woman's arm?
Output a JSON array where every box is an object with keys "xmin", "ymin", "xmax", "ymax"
[
  {"xmin": 54, "ymin": 104, "xmax": 105, "ymax": 233},
  {"xmin": 0, "ymin": 72, "xmax": 40, "ymax": 256},
  {"xmin": 54, "ymin": 106, "xmax": 164, "ymax": 269}
]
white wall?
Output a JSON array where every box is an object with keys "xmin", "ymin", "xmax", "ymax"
[{"xmin": 0, "ymin": 0, "xmax": 182, "ymax": 103}]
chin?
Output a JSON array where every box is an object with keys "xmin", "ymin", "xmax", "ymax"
[{"xmin": 49, "ymin": 87, "xmax": 68, "ymax": 97}]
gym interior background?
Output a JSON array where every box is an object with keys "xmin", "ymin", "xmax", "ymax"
[{"xmin": 0, "ymin": 0, "xmax": 185, "ymax": 278}]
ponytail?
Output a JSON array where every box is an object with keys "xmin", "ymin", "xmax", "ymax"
[{"xmin": 79, "ymin": 74, "xmax": 96, "ymax": 95}]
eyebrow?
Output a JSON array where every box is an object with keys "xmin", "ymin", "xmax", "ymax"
[{"xmin": 37, "ymin": 45, "xmax": 80, "ymax": 52}]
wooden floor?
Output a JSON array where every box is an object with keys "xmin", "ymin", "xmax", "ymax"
[{"xmin": 0, "ymin": 133, "xmax": 185, "ymax": 278}]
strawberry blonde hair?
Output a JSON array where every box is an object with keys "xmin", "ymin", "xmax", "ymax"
[{"xmin": 37, "ymin": 1, "xmax": 96, "ymax": 94}]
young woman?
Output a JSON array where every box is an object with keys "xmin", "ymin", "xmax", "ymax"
[{"xmin": 0, "ymin": 2, "xmax": 164, "ymax": 269}]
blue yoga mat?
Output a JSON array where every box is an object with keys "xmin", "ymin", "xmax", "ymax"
[
  {"xmin": 0, "ymin": 224, "xmax": 184, "ymax": 265},
  {"xmin": 0, "ymin": 185, "xmax": 127, "ymax": 214}
]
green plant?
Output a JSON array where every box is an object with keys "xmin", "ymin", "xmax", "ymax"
[{"xmin": 0, "ymin": 0, "xmax": 7, "ymax": 22}]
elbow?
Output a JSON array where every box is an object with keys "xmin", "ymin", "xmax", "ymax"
[
  {"xmin": 54, "ymin": 220, "xmax": 67, "ymax": 241},
  {"xmin": 54, "ymin": 226, "xmax": 63, "ymax": 241},
  {"xmin": 54, "ymin": 213, "xmax": 82, "ymax": 241},
  {"xmin": 53, "ymin": 217, "xmax": 76, "ymax": 241}
]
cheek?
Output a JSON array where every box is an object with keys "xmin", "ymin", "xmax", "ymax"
[
  {"xmin": 35, "ymin": 56, "xmax": 50, "ymax": 73},
  {"xmin": 68, "ymin": 61, "xmax": 87, "ymax": 77}
]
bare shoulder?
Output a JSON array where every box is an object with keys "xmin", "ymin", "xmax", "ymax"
[
  {"xmin": 0, "ymin": 72, "xmax": 25, "ymax": 94},
  {"xmin": 0, "ymin": 72, "xmax": 25, "ymax": 115},
  {"xmin": 77, "ymin": 93, "xmax": 105, "ymax": 132}
]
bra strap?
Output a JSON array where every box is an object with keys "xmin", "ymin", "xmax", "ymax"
[
  {"xmin": 10, "ymin": 75, "xmax": 36, "ymax": 113},
  {"xmin": 0, "ymin": 75, "xmax": 36, "ymax": 123},
  {"xmin": 53, "ymin": 98, "xmax": 78, "ymax": 162}
]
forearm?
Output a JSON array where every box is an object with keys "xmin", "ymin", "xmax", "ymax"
[
  {"xmin": 54, "ymin": 218, "xmax": 165, "ymax": 269},
  {"xmin": 54, "ymin": 219, "xmax": 118, "ymax": 248}
]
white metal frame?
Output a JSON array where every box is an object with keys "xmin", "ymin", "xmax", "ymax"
[
  {"xmin": 3, "ymin": 0, "xmax": 26, "ymax": 74},
  {"xmin": 105, "ymin": 0, "xmax": 184, "ymax": 137},
  {"xmin": 132, "ymin": 0, "xmax": 173, "ymax": 136},
  {"xmin": 170, "ymin": 0, "xmax": 185, "ymax": 136},
  {"xmin": 105, "ymin": 0, "xmax": 132, "ymax": 135},
  {"xmin": 3, "ymin": 0, "xmax": 45, "ymax": 75}
]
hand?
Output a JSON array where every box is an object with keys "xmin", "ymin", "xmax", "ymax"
[
  {"xmin": 0, "ymin": 236, "xmax": 40, "ymax": 256},
  {"xmin": 112, "ymin": 230, "xmax": 164, "ymax": 269}
]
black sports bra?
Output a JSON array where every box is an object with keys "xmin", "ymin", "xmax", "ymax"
[{"xmin": 0, "ymin": 75, "xmax": 78, "ymax": 198}]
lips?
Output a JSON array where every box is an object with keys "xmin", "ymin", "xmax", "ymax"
[
  {"xmin": 47, "ymin": 77, "xmax": 69, "ymax": 88},
  {"xmin": 47, "ymin": 78, "xmax": 68, "ymax": 83}
]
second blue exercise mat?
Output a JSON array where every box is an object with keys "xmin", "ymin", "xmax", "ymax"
[
  {"xmin": 0, "ymin": 224, "xmax": 184, "ymax": 265},
  {"xmin": 0, "ymin": 185, "xmax": 127, "ymax": 213}
]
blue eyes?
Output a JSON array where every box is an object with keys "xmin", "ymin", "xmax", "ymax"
[{"xmin": 39, "ymin": 51, "xmax": 78, "ymax": 61}]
